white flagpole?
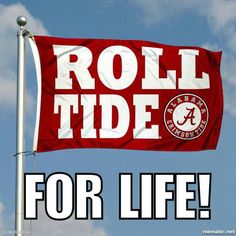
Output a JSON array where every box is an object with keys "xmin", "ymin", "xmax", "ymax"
[{"xmin": 16, "ymin": 16, "xmax": 27, "ymax": 236}]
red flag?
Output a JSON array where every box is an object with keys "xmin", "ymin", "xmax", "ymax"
[{"xmin": 29, "ymin": 36, "xmax": 223, "ymax": 153}]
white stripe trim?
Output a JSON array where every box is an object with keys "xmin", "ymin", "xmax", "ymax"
[{"xmin": 29, "ymin": 37, "xmax": 42, "ymax": 152}]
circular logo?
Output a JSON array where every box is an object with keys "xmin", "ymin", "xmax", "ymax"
[{"xmin": 164, "ymin": 93, "xmax": 209, "ymax": 140}]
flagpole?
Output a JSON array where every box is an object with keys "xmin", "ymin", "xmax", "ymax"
[{"xmin": 16, "ymin": 16, "xmax": 27, "ymax": 236}]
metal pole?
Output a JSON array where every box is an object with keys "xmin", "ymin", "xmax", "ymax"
[{"xmin": 16, "ymin": 16, "xmax": 27, "ymax": 236}]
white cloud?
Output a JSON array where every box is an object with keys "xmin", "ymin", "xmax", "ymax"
[
  {"xmin": 0, "ymin": 3, "xmax": 48, "ymax": 111},
  {"xmin": 0, "ymin": 202, "xmax": 5, "ymax": 236},
  {"xmin": 129, "ymin": 0, "xmax": 236, "ymax": 117},
  {"xmin": 128, "ymin": 0, "xmax": 203, "ymax": 25},
  {"xmin": 26, "ymin": 201, "xmax": 107, "ymax": 236},
  {"xmin": 202, "ymin": 0, "xmax": 236, "ymax": 117},
  {"xmin": 205, "ymin": 0, "xmax": 236, "ymax": 32},
  {"xmin": 129, "ymin": 0, "xmax": 236, "ymax": 51},
  {"xmin": 0, "ymin": 200, "xmax": 107, "ymax": 236},
  {"xmin": 0, "ymin": 201, "xmax": 14, "ymax": 236}
]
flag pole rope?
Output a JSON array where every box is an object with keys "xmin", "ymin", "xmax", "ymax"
[{"xmin": 13, "ymin": 151, "xmax": 36, "ymax": 157}]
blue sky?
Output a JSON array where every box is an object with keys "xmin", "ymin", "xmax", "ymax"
[{"xmin": 0, "ymin": 0, "xmax": 236, "ymax": 235}]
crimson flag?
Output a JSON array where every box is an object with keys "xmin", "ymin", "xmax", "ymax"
[{"xmin": 29, "ymin": 36, "xmax": 223, "ymax": 152}]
